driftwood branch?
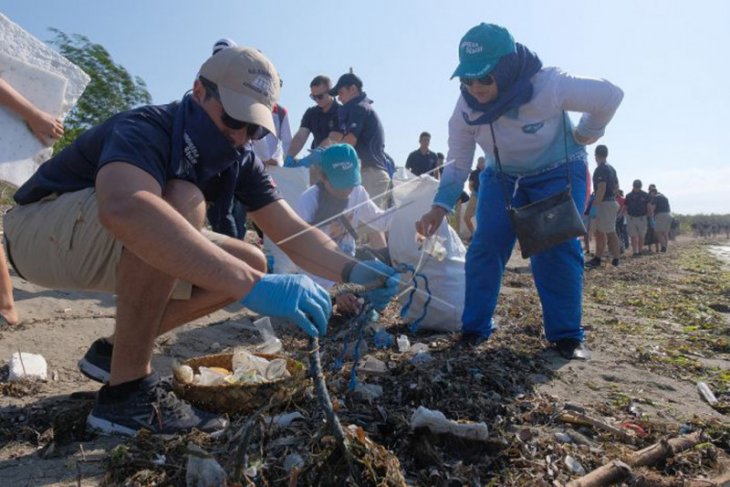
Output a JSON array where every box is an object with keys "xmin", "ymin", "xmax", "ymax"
[
  {"xmin": 565, "ymin": 460, "xmax": 632, "ymax": 487},
  {"xmin": 628, "ymin": 431, "xmax": 703, "ymax": 467},
  {"xmin": 558, "ymin": 411, "xmax": 632, "ymax": 442},
  {"xmin": 565, "ymin": 431, "xmax": 705, "ymax": 487},
  {"xmin": 308, "ymin": 336, "xmax": 362, "ymax": 485}
]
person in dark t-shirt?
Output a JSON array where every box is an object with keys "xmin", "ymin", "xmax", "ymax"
[
  {"xmin": 3, "ymin": 47, "xmax": 400, "ymax": 438},
  {"xmin": 585, "ymin": 145, "xmax": 621, "ymax": 268},
  {"xmin": 648, "ymin": 184, "xmax": 671, "ymax": 252},
  {"xmin": 405, "ymin": 131, "xmax": 439, "ymax": 176},
  {"xmin": 285, "ymin": 75, "xmax": 340, "ymax": 184},
  {"xmin": 623, "ymin": 179, "xmax": 651, "ymax": 255}
]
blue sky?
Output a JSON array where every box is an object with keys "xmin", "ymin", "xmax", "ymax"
[{"xmin": 1, "ymin": 0, "xmax": 728, "ymax": 214}]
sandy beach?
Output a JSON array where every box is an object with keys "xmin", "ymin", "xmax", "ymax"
[{"xmin": 1, "ymin": 235, "xmax": 728, "ymax": 486}]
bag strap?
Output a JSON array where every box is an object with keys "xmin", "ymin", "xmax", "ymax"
[{"xmin": 489, "ymin": 111, "xmax": 573, "ymax": 211}]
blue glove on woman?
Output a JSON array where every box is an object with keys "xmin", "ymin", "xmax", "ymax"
[
  {"xmin": 346, "ymin": 260, "xmax": 401, "ymax": 310},
  {"xmin": 241, "ymin": 274, "xmax": 332, "ymax": 337}
]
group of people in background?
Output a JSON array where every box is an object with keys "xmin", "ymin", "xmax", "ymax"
[{"xmin": 584, "ymin": 144, "xmax": 673, "ymax": 269}]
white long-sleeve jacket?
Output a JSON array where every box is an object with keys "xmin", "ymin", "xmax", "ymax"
[{"xmin": 434, "ymin": 67, "xmax": 623, "ymax": 210}]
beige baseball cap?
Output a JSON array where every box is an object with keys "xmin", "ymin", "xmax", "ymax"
[{"xmin": 198, "ymin": 46, "xmax": 280, "ymax": 135}]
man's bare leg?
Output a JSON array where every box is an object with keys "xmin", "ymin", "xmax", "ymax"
[
  {"xmin": 108, "ymin": 180, "xmax": 206, "ymax": 386},
  {"xmin": 0, "ymin": 247, "xmax": 18, "ymax": 326},
  {"xmin": 594, "ymin": 232, "xmax": 607, "ymax": 259},
  {"xmin": 156, "ymin": 238, "xmax": 266, "ymax": 335},
  {"xmin": 107, "ymin": 224, "xmax": 267, "ymax": 358},
  {"xmin": 607, "ymin": 233, "xmax": 620, "ymax": 260}
]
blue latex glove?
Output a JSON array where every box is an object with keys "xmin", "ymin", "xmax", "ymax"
[
  {"xmin": 284, "ymin": 155, "xmax": 298, "ymax": 168},
  {"xmin": 241, "ymin": 274, "xmax": 332, "ymax": 337},
  {"xmin": 347, "ymin": 260, "xmax": 401, "ymax": 311},
  {"xmin": 589, "ymin": 204, "xmax": 598, "ymax": 218},
  {"xmin": 298, "ymin": 147, "xmax": 324, "ymax": 168}
]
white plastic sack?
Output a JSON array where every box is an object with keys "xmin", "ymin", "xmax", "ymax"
[
  {"xmin": 262, "ymin": 166, "xmax": 309, "ymax": 273},
  {"xmin": 388, "ymin": 175, "xmax": 466, "ymax": 331}
]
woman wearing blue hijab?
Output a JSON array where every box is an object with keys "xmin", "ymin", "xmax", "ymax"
[{"xmin": 417, "ymin": 24, "xmax": 623, "ymax": 359}]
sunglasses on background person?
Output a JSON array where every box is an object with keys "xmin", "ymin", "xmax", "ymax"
[
  {"xmin": 309, "ymin": 92, "xmax": 328, "ymax": 101},
  {"xmin": 460, "ymin": 74, "xmax": 495, "ymax": 87},
  {"xmin": 199, "ymin": 76, "xmax": 270, "ymax": 140}
]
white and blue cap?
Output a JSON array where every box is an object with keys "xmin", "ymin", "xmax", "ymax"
[
  {"xmin": 320, "ymin": 144, "xmax": 361, "ymax": 190},
  {"xmin": 451, "ymin": 23, "xmax": 516, "ymax": 79}
]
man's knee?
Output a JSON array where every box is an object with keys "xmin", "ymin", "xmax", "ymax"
[
  {"xmin": 220, "ymin": 239, "xmax": 267, "ymax": 273},
  {"xmin": 163, "ymin": 180, "xmax": 207, "ymax": 228}
]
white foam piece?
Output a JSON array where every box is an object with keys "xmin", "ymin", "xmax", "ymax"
[
  {"xmin": 0, "ymin": 13, "xmax": 90, "ymax": 186},
  {"xmin": 8, "ymin": 352, "xmax": 48, "ymax": 381},
  {"xmin": 0, "ymin": 52, "xmax": 67, "ymax": 185}
]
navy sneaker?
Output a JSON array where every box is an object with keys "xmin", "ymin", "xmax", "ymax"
[
  {"xmin": 86, "ymin": 373, "xmax": 227, "ymax": 437},
  {"xmin": 78, "ymin": 338, "xmax": 113, "ymax": 383}
]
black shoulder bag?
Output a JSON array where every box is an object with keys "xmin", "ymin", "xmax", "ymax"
[{"xmin": 491, "ymin": 113, "xmax": 586, "ymax": 259}]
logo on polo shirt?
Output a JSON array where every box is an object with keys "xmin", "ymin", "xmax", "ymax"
[
  {"xmin": 522, "ymin": 122, "xmax": 544, "ymax": 134},
  {"xmin": 461, "ymin": 41, "xmax": 483, "ymax": 55}
]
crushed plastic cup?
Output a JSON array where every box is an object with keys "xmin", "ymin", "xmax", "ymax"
[
  {"xmin": 252, "ymin": 317, "xmax": 283, "ymax": 354},
  {"xmin": 196, "ymin": 366, "xmax": 227, "ymax": 386},
  {"xmin": 421, "ymin": 235, "xmax": 447, "ymax": 261},
  {"xmin": 397, "ymin": 335, "xmax": 411, "ymax": 353},
  {"xmin": 232, "ymin": 349, "xmax": 271, "ymax": 375},
  {"xmin": 264, "ymin": 358, "xmax": 291, "ymax": 381}
]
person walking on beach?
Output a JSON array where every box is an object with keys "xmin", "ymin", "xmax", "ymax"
[
  {"xmin": 648, "ymin": 184, "xmax": 671, "ymax": 253},
  {"xmin": 3, "ymin": 47, "xmax": 399, "ymax": 436},
  {"xmin": 0, "ymin": 77, "xmax": 65, "ymax": 327},
  {"xmin": 615, "ymin": 189, "xmax": 629, "ymax": 252},
  {"xmin": 406, "ymin": 131, "xmax": 439, "ymax": 177},
  {"xmin": 416, "ymin": 23, "xmax": 623, "ymax": 359},
  {"xmin": 585, "ymin": 145, "xmax": 621, "ymax": 268},
  {"xmin": 624, "ymin": 179, "xmax": 651, "ymax": 256}
]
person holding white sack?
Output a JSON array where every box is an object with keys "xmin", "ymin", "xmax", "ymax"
[{"xmin": 416, "ymin": 23, "xmax": 623, "ymax": 358}]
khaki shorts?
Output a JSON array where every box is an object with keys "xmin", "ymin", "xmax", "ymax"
[
  {"xmin": 3, "ymin": 188, "xmax": 229, "ymax": 300},
  {"xmin": 654, "ymin": 212, "xmax": 671, "ymax": 233},
  {"xmin": 627, "ymin": 215, "xmax": 648, "ymax": 238},
  {"xmin": 595, "ymin": 200, "xmax": 619, "ymax": 233},
  {"xmin": 361, "ymin": 166, "xmax": 392, "ymax": 210}
]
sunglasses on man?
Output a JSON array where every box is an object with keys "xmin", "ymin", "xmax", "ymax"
[
  {"xmin": 460, "ymin": 74, "xmax": 495, "ymax": 87},
  {"xmin": 199, "ymin": 76, "xmax": 270, "ymax": 140},
  {"xmin": 309, "ymin": 92, "xmax": 328, "ymax": 101}
]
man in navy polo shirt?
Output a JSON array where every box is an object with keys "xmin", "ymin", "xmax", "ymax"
[
  {"xmin": 3, "ymin": 47, "xmax": 399, "ymax": 437},
  {"xmin": 329, "ymin": 73, "xmax": 392, "ymax": 210},
  {"xmin": 285, "ymin": 75, "xmax": 340, "ymax": 184},
  {"xmin": 406, "ymin": 131, "xmax": 439, "ymax": 177},
  {"xmin": 286, "ymin": 75, "xmax": 340, "ymax": 160}
]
